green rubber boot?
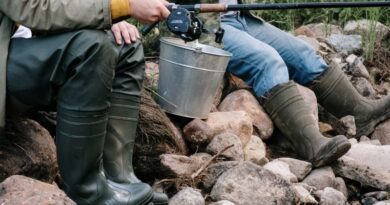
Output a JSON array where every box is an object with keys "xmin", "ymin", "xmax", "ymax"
[
  {"xmin": 312, "ymin": 67, "xmax": 390, "ymax": 137},
  {"xmin": 264, "ymin": 82, "xmax": 351, "ymax": 167},
  {"xmin": 103, "ymin": 94, "xmax": 169, "ymax": 205},
  {"xmin": 56, "ymin": 108, "xmax": 153, "ymax": 205}
]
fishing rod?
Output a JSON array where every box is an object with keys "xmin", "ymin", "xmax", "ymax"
[{"xmin": 142, "ymin": 1, "xmax": 390, "ymax": 41}]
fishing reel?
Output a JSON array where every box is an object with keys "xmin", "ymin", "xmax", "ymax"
[{"xmin": 166, "ymin": 7, "xmax": 203, "ymax": 42}]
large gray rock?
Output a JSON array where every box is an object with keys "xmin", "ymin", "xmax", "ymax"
[
  {"xmin": 243, "ymin": 135, "xmax": 268, "ymax": 166},
  {"xmin": 332, "ymin": 144, "xmax": 390, "ymax": 190},
  {"xmin": 218, "ymin": 90, "xmax": 273, "ymax": 140},
  {"xmin": 206, "ymin": 133, "xmax": 244, "ymax": 161},
  {"xmin": 343, "ymin": 19, "xmax": 390, "ymax": 42},
  {"xmin": 275, "ymin": 158, "xmax": 312, "ymax": 181},
  {"xmin": 169, "ymin": 187, "xmax": 205, "ymax": 205},
  {"xmin": 306, "ymin": 23, "xmax": 343, "ymax": 38},
  {"xmin": 183, "ymin": 111, "xmax": 253, "ymax": 146},
  {"xmin": 293, "ymin": 184, "xmax": 318, "ymax": 205},
  {"xmin": 210, "ymin": 161, "xmax": 295, "ymax": 205},
  {"xmin": 302, "ymin": 167, "xmax": 335, "ymax": 191},
  {"xmin": 0, "ymin": 175, "xmax": 75, "ymax": 205},
  {"xmin": 371, "ymin": 119, "xmax": 390, "ymax": 145},
  {"xmin": 160, "ymin": 153, "xmax": 211, "ymax": 177},
  {"xmin": 327, "ymin": 34, "xmax": 362, "ymax": 55},
  {"xmin": 0, "ymin": 119, "xmax": 58, "ymax": 183},
  {"xmin": 263, "ymin": 160, "xmax": 298, "ymax": 183},
  {"xmin": 200, "ymin": 161, "xmax": 239, "ymax": 190},
  {"xmin": 315, "ymin": 187, "xmax": 347, "ymax": 205}
]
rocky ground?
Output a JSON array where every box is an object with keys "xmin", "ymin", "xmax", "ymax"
[{"xmin": 0, "ymin": 19, "xmax": 389, "ymax": 205}]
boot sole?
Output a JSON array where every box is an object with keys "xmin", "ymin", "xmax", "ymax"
[
  {"xmin": 107, "ymin": 181, "xmax": 154, "ymax": 205},
  {"xmin": 313, "ymin": 136, "xmax": 351, "ymax": 167},
  {"xmin": 356, "ymin": 110, "xmax": 390, "ymax": 137}
]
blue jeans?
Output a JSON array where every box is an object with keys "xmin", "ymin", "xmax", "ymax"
[{"xmin": 221, "ymin": 14, "xmax": 328, "ymax": 96}]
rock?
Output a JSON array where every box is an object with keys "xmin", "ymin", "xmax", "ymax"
[
  {"xmin": 0, "ymin": 175, "xmax": 75, "ymax": 205},
  {"xmin": 319, "ymin": 122, "xmax": 333, "ymax": 133},
  {"xmin": 302, "ymin": 167, "xmax": 335, "ymax": 191},
  {"xmin": 275, "ymin": 158, "xmax": 312, "ymax": 181},
  {"xmin": 362, "ymin": 197, "xmax": 378, "ymax": 205},
  {"xmin": 374, "ymin": 201, "xmax": 390, "ymax": 205},
  {"xmin": 359, "ymin": 135, "xmax": 371, "ymax": 143},
  {"xmin": 326, "ymin": 34, "xmax": 362, "ymax": 55},
  {"xmin": 160, "ymin": 153, "xmax": 211, "ymax": 177},
  {"xmin": 169, "ymin": 187, "xmax": 205, "ymax": 205},
  {"xmin": 343, "ymin": 19, "xmax": 390, "ymax": 42},
  {"xmin": 183, "ymin": 119, "xmax": 212, "ymax": 145},
  {"xmin": 333, "ymin": 177, "xmax": 348, "ymax": 198},
  {"xmin": 297, "ymin": 35, "xmax": 320, "ymax": 51},
  {"xmin": 145, "ymin": 62, "xmax": 159, "ymax": 89},
  {"xmin": 295, "ymin": 25, "xmax": 316, "ymax": 38},
  {"xmin": 370, "ymin": 140, "xmax": 382, "ymax": 146},
  {"xmin": 362, "ymin": 191, "xmax": 389, "ymax": 202},
  {"xmin": 345, "ymin": 54, "xmax": 370, "ymax": 79},
  {"xmin": 371, "ymin": 119, "xmax": 390, "ymax": 145},
  {"xmin": 315, "ymin": 187, "xmax": 347, "ymax": 205},
  {"xmin": 218, "ymin": 90, "xmax": 273, "ymax": 140},
  {"xmin": 297, "ymin": 85, "xmax": 319, "ymax": 123},
  {"xmin": 210, "ymin": 161, "xmax": 295, "ymax": 205},
  {"xmin": 209, "ymin": 200, "xmax": 236, "ymax": 205},
  {"xmin": 293, "ymin": 184, "xmax": 318, "ymax": 204},
  {"xmin": 206, "ymin": 133, "xmax": 244, "ymax": 161},
  {"xmin": 334, "ymin": 143, "xmax": 390, "ymax": 191},
  {"xmin": 184, "ymin": 111, "xmax": 253, "ymax": 146},
  {"xmin": 0, "ymin": 119, "xmax": 58, "ymax": 183},
  {"xmin": 349, "ymin": 138, "xmax": 359, "ymax": 144},
  {"xmin": 243, "ymin": 135, "xmax": 268, "ymax": 166},
  {"xmin": 306, "ymin": 23, "xmax": 343, "ymax": 38},
  {"xmin": 263, "ymin": 160, "xmax": 298, "ymax": 183},
  {"xmin": 200, "ymin": 161, "xmax": 239, "ymax": 190},
  {"xmin": 353, "ymin": 77, "xmax": 376, "ymax": 98},
  {"xmin": 340, "ymin": 115, "xmax": 357, "ymax": 136}
]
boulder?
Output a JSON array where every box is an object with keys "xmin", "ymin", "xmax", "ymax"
[
  {"xmin": 332, "ymin": 144, "xmax": 390, "ymax": 190},
  {"xmin": 275, "ymin": 158, "xmax": 312, "ymax": 181},
  {"xmin": 218, "ymin": 90, "xmax": 273, "ymax": 140},
  {"xmin": 0, "ymin": 175, "xmax": 75, "ymax": 205},
  {"xmin": 0, "ymin": 119, "xmax": 58, "ymax": 183},
  {"xmin": 371, "ymin": 119, "xmax": 390, "ymax": 145},
  {"xmin": 200, "ymin": 161, "xmax": 239, "ymax": 190},
  {"xmin": 184, "ymin": 111, "xmax": 253, "ymax": 146},
  {"xmin": 160, "ymin": 153, "xmax": 211, "ymax": 177},
  {"xmin": 206, "ymin": 133, "xmax": 244, "ymax": 161},
  {"xmin": 326, "ymin": 34, "xmax": 362, "ymax": 55},
  {"xmin": 302, "ymin": 167, "xmax": 335, "ymax": 191},
  {"xmin": 315, "ymin": 187, "xmax": 347, "ymax": 205},
  {"xmin": 210, "ymin": 161, "xmax": 295, "ymax": 205},
  {"xmin": 243, "ymin": 135, "xmax": 268, "ymax": 166},
  {"xmin": 263, "ymin": 160, "xmax": 298, "ymax": 183},
  {"xmin": 169, "ymin": 187, "xmax": 205, "ymax": 205}
]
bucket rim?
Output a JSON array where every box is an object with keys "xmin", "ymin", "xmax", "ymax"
[{"xmin": 160, "ymin": 37, "xmax": 232, "ymax": 57}]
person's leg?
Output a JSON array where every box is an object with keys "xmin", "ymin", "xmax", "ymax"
[
  {"xmin": 102, "ymin": 37, "xmax": 168, "ymax": 204},
  {"xmin": 243, "ymin": 15, "xmax": 328, "ymax": 85},
  {"xmin": 221, "ymin": 16, "xmax": 289, "ymax": 96},
  {"xmin": 7, "ymin": 30, "xmax": 152, "ymax": 205}
]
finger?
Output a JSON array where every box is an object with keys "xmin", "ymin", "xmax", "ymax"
[
  {"xmin": 159, "ymin": 4, "xmax": 170, "ymax": 20},
  {"xmin": 120, "ymin": 23, "xmax": 131, "ymax": 44},
  {"xmin": 112, "ymin": 25, "xmax": 122, "ymax": 45},
  {"xmin": 128, "ymin": 26, "xmax": 138, "ymax": 42}
]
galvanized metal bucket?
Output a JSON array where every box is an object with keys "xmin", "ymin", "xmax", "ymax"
[{"xmin": 157, "ymin": 37, "xmax": 232, "ymax": 119}]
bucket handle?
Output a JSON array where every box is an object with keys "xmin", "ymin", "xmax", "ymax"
[{"xmin": 145, "ymin": 87, "xmax": 178, "ymax": 109}]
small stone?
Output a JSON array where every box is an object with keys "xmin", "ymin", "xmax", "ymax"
[
  {"xmin": 353, "ymin": 77, "xmax": 376, "ymax": 98},
  {"xmin": 340, "ymin": 115, "xmax": 356, "ymax": 136},
  {"xmin": 209, "ymin": 200, "xmax": 236, "ymax": 205},
  {"xmin": 206, "ymin": 133, "xmax": 244, "ymax": 161},
  {"xmin": 362, "ymin": 191, "xmax": 389, "ymax": 201},
  {"xmin": 293, "ymin": 184, "xmax": 318, "ymax": 204},
  {"xmin": 263, "ymin": 160, "xmax": 298, "ymax": 183},
  {"xmin": 359, "ymin": 135, "xmax": 371, "ymax": 143},
  {"xmin": 371, "ymin": 119, "xmax": 390, "ymax": 145},
  {"xmin": 169, "ymin": 187, "xmax": 205, "ymax": 205},
  {"xmin": 333, "ymin": 177, "xmax": 348, "ymax": 198},
  {"xmin": 275, "ymin": 158, "xmax": 312, "ymax": 181},
  {"xmin": 302, "ymin": 167, "xmax": 335, "ymax": 191},
  {"xmin": 319, "ymin": 122, "xmax": 333, "ymax": 133},
  {"xmin": 316, "ymin": 187, "xmax": 347, "ymax": 205},
  {"xmin": 295, "ymin": 25, "xmax": 316, "ymax": 38},
  {"xmin": 243, "ymin": 135, "xmax": 268, "ymax": 166},
  {"xmin": 160, "ymin": 153, "xmax": 211, "ymax": 177},
  {"xmin": 327, "ymin": 34, "xmax": 362, "ymax": 55},
  {"xmin": 349, "ymin": 138, "xmax": 358, "ymax": 144}
]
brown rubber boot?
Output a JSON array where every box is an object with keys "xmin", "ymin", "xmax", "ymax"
[
  {"xmin": 264, "ymin": 82, "xmax": 351, "ymax": 167},
  {"xmin": 312, "ymin": 67, "xmax": 390, "ymax": 137}
]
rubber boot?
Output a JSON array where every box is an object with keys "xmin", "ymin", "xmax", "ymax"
[
  {"xmin": 56, "ymin": 108, "xmax": 153, "ymax": 205},
  {"xmin": 312, "ymin": 67, "xmax": 390, "ymax": 137},
  {"xmin": 264, "ymin": 82, "xmax": 351, "ymax": 167},
  {"xmin": 103, "ymin": 93, "xmax": 169, "ymax": 205}
]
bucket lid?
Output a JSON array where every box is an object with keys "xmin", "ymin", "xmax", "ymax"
[{"xmin": 160, "ymin": 37, "xmax": 232, "ymax": 57}]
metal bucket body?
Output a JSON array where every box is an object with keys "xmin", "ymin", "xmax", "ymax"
[{"xmin": 158, "ymin": 37, "xmax": 232, "ymax": 118}]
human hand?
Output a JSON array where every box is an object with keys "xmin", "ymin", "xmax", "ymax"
[
  {"xmin": 111, "ymin": 21, "xmax": 140, "ymax": 45},
  {"xmin": 129, "ymin": 0, "xmax": 170, "ymax": 24}
]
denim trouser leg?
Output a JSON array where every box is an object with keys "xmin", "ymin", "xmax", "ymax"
[{"xmin": 222, "ymin": 14, "xmax": 328, "ymax": 96}]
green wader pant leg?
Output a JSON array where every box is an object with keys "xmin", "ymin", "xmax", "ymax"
[{"xmin": 6, "ymin": 30, "xmax": 153, "ymax": 205}]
